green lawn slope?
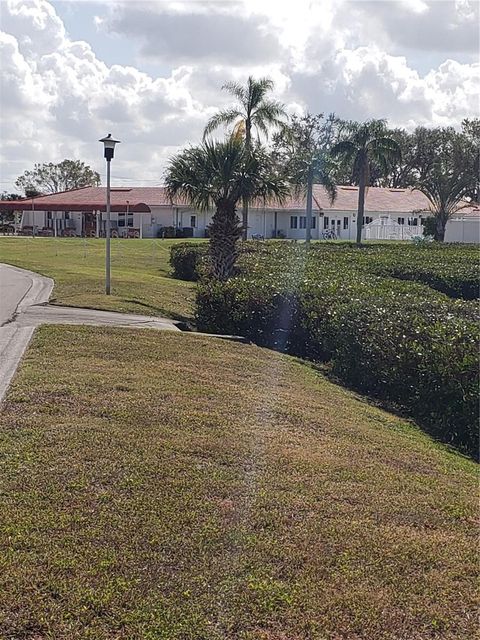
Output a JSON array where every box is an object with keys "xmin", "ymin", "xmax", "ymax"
[
  {"xmin": 0, "ymin": 326, "xmax": 476, "ymax": 639},
  {"xmin": 0, "ymin": 237, "xmax": 200, "ymax": 321}
]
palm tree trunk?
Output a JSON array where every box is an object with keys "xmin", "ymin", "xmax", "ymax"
[
  {"xmin": 242, "ymin": 122, "xmax": 252, "ymax": 241},
  {"xmin": 305, "ymin": 165, "xmax": 314, "ymax": 246},
  {"xmin": 209, "ymin": 202, "xmax": 242, "ymax": 280},
  {"xmin": 242, "ymin": 197, "xmax": 248, "ymax": 241},
  {"xmin": 356, "ymin": 163, "xmax": 367, "ymax": 246},
  {"xmin": 434, "ymin": 213, "xmax": 447, "ymax": 242}
]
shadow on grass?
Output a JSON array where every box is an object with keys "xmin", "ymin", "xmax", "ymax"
[
  {"xmin": 295, "ymin": 355, "xmax": 478, "ymax": 464},
  {"xmin": 121, "ymin": 298, "xmax": 195, "ymax": 326}
]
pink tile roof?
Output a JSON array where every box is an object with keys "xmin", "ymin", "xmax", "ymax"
[
  {"xmin": 0, "ymin": 185, "xmax": 476, "ymax": 215},
  {"xmin": 0, "ymin": 186, "xmax": 172, "ymax": 212}
]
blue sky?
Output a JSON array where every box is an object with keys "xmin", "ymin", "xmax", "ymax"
[{"xmin": 1, "ymin": 0, "xmax": 478, "ymax": 192}]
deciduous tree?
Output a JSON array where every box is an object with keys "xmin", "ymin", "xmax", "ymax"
[{"xmin": 15, "ymin": 160, "xmax": 100, "ymax": 196}]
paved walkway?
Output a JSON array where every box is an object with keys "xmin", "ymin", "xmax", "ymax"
[{"xmin": 0, "ymin": 263, "xmax": 179, "ymax": 403}]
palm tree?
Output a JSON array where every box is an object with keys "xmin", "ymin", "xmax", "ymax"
[
  {"xmin": 165, "ymin": 139, "xmax": 288, "ymax": 280},
  {"xmin": 418, "ymin": 171, "xmax": 473, "ymax": 242},
  {"xmin": 331, "ymin": 120, "xmax": 401, "ymax": 245},
  {"xmin": 204, "ymin": 76, "xmax": 286, "ymax": 239},
  {"xmin": 275, "ymin": 114, "xmax": 338, "ymax": 245}
]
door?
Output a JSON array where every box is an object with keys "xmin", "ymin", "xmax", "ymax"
[
  {"xmin": 84, "ymin": 212, "xmax": 96, "ymax": 237},
  {"xmin": 330, "ymin": 218, "xmax": 342, "ymax": 238}
]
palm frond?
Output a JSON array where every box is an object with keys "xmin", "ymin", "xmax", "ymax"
[
  {"xmin": 222, "ymin": 81, "xmax": 247, "ymax": 106},
  {"xmin": 248, "ymin": 76, "xmax": 274, "ymax": 110},
  {"xmin": 331, "ymin": 139, "xmax": 357, "ymax": 158},
  {"xmin": 203, "ymin": 109, "xmax": 243, "ymax": 139},
  {"xmin": 252, "ymin": 100, "xmax": 286, "ymax": 128}
]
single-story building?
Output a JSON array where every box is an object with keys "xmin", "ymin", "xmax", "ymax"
[{"xmin": 1, "ymin": 185, "xmax": 479, "ymax": 243}]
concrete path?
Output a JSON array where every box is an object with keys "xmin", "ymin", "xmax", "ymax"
[{"xmin": 0, "ymin": 263, "xmax": 179, "ymax": 403}]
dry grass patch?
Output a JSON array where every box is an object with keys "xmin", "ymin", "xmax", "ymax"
[{"xmin": 0, "ymin": 326, "xmax": 477, "ymax": 639}]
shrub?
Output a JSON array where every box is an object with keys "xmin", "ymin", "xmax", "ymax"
[
  {"xmin": 170, "ymin": 243, "xmax": 207, "ymax": 281},
  {"xmin": 423, "ymin": 217, "xmax": 436, "ymax": 236},
  {"xmin": 332, "ymin": 298, "xmax": 479, "ymax": 452},
  {"xmin": 196, "ymin": 243, "xmax": 479, "ymax": 457},
  {"xmin": 368, "ymin": 244, "xmax": 480, "ymax": 300}
]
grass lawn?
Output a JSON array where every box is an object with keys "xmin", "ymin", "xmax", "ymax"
[
  {"xmin": 0, "ymin": 237, "xmax": 203, "ymax": 322},
  {"xmin": 0, "ymin": 325, "xmax": 477, "ymax": 639}
]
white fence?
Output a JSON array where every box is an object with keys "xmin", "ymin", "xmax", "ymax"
[
  {"xmin": 364, "ymin": 221, "xmax": 423, "ymax": 241},
  {"xmin": 364, "ymin": 217, "xmax": 480, "ymax": 243},
  {"xmin": 445, "ymin": 218, "xmax": 480, "ymax": 244}
]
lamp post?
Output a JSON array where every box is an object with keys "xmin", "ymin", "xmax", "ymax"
[{"xmin": 99, "ymin": 133, "xmax": 120, "ymax": 295}]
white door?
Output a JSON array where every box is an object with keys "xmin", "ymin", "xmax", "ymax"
[{"xmin": 330, "ymin": 218, "xmax": 342, "ymax": 238}]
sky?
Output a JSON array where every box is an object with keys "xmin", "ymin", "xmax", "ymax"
[{"xmin": 0, "ymin": 0, "xmax": 479, "ymax": 192}]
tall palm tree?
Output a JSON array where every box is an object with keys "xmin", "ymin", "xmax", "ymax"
[
  {"xmin": 418, "ymin": 171, "xmax": 473, "ymax": 242},
  {"xmin": 165, "ymin": 138, "xmax": 288, "ymax": 280},
  {"xmin": 276, "ymin": 113, "xmax": 338, "ymax": 245},
  {"xmin": 204, "ymin": 76, "xmax": 286, "ymax": 239},
  {"xmin": 331, "ymin": 120, "xmax": 401, "ymax": 245}
]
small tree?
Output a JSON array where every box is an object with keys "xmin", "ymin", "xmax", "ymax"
[
  {"xmin": 418, "ymin": 171, "xmax": 474, "ymax": 242},
  {"xmin": 16, "ymin": 159, "xmax": 100, "ymax": 195},
  {"xmin": 165, "ymin": 139, "xmax": 288, "ymax": 280},
  {"xmin": 204, "ymin": 77, "xmax": 286, "ymax": 239},
  {"xmin": 461, "ymin": 118, "xmax": 480, "ymax": 203},
  {"xmin": 331, "ymin": 120, "xmax": 401, "ymax": 245},
  {"xmin": 0, "ymin": 192, "xmax": 23, "ymax": 224},
  {"xmin": 274, "ymin": 113, "xmax": 338, "ymax": 245},
  {"xmin": 0, "ymin": 192, "xmax": 23, "ymax": 201}
]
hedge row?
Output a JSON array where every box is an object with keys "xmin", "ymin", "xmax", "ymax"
[
  {"xmin": 365, "ymin": 244, "xmax": 480, "ymax": 300},
  {"xmin": 195, "ymin": 243, "xmax": 479, "ymax": 457},
  {"xmin": 169, "ymin": 243, "xmax": 208, "ymax": 281},
  {"xmin": 171, "ymin": 241, "xmax": 480, "ymax": 299}
]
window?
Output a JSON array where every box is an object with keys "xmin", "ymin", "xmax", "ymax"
[
  {"xmin": 311, "ymin": 217, "xmax": 316, "ymax": 229},
  {"xmin": 64, "ymin": 212, "xmax": 70, "ymax": 220},
  {"xmin": 46, "ymin": 211, "xmax": 52, "ymax": 220},
  {"xmin": 323, "ymin": 216, "xmax": 329, "ymax": 229},
  {"xmin": 190, "ymin": 215, "xmax": 197, "ymax": 228},
  {"xmin": 290, "ymin": 216, "xmax": 298, "ymax": 229},
  {"xmin": 408, "ymin": 217, "xmax": 418, "ymax": 226},
  {"xmin": 363, "ymin": 216, "xmax": 373, "ymax": 225},
  {"xmin": 343, "ymin": 216, "xmax": 349, "ymax": 229},
  {"xmin": 299, "ymin": 216, "xmax": 315, "ymax": 229},
  {"xmin": 398, "ymin": 217, "xmax": 405, "ymax": 225},
  {"xmin": 118, "ymin": 212, "xmax": 133, "ymax": 227}
]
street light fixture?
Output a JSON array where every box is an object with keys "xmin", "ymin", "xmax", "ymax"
[{"xmin": 99, "ymin": 133, "xmax": 121, "ymax": 295}]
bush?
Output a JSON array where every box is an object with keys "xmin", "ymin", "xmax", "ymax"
[
  {"xmin": 368, "ymin": 244, "xmax": 480, "ymax": 300},
  {"xmin": 159, "ymin": 226, "xmax": 176, "ymax": 238},
  {"xmin": 423, "ymin": 217, "xmax": 436, "ymax": 236},
  {"xmin": 196, "ymin": 243, "xmax": 479, "ymax": 457},
  {"xmin": 332, "ymin": 298, "xmax": 479, "ymax": 452},
  {"xmin": 170, "ymin": 243, "xmax": 207, "ymax": 281}
]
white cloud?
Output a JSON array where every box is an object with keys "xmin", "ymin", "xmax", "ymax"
[{"xmin": 0, "ymin": 0, "xmax": 478, "ymax": 193}]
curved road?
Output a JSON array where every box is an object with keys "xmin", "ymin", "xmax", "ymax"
[{"xmin": 0, "ymin": 263, "xmax": 179, "ymax": 403}]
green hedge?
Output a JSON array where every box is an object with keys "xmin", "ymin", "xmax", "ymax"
[
  {"xmin": 196, "ymin": 243, "xmax": 479, "ymax": 457},
  {"xmin": 169, "ymin": 243, "xmax": 207, "ymax": 281},
  {"xmin": 365, "ymin": 244, "xmax": 480, "ymax": 300}
]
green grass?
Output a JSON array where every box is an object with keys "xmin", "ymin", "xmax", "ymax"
[
  {"xmin": 0, "ymin": 237, "xmax": 204, "ymax": 322},
  {"xmin": 0, "ymin": 325, "xmax": 477, "ymax": 639}
]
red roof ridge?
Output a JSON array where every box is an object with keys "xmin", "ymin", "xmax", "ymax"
[{"xmin": 24, "ymin": 185, "xmax": 96, "ymax": 200}]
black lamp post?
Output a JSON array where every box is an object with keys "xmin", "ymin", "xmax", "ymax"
[{"xmin": 99, "ymin": 134, "xmax": 120, "ymax": 295}]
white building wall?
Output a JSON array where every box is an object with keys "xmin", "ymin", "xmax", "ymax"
[{"xmin": 16, "ymin": 205, "xmax": 479, "ymax": 243}]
